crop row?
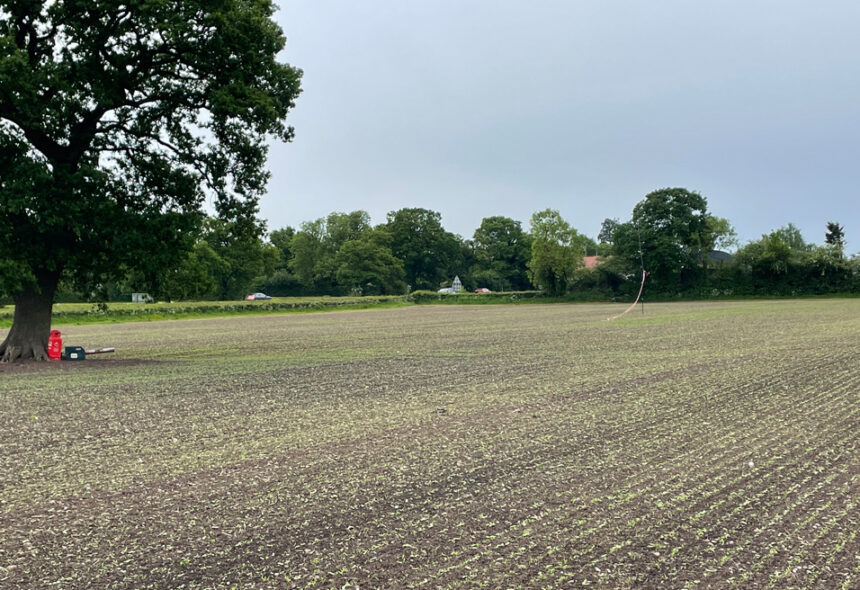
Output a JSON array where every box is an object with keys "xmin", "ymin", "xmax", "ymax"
[{"xmin": 0, "ymin": 299, "xmax": 857, "ymax": 588}]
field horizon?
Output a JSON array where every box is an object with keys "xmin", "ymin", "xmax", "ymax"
[{"xmin": 2, "ymin": 300, "xmax": 858, "ymax": 588}]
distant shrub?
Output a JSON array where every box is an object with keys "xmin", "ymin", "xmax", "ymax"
[
  {"xmin": 253, "ymin": 270, "xmax": 315, "ymax": 297},
  {"xmin": 409, "ymin": 290, "xmax": 544, "ymax": 304}
]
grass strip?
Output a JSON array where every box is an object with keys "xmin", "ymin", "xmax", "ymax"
[{"xmin": 0, "ymin": 296, "xmax": 410, "ymax": 328}]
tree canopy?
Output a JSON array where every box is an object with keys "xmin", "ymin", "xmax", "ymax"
[
  {"xmin": 335, "ymin": 229, "xmax": 406, "ymax": 295},
  {"xmin": 384, "ymin": 208, "xmax": 462, "ymax": 291},
  {"xmin": 0, "ymin": 0, "xmax": 301, "ymax": 359},
  {"xmin": 288, "ymin": 211, "xmax": 372, "ymax": 293},
  {"xmin": 598, "ymin": 218, "xmax": 619, "ymax": 245},
  {"xmin": 729, "ymin": 223, "xmax": 852, "ymax": 292},
  {"xmin": 613, "ymin": 188, "xmax": 712, "ymax": 291},
  {"xmin": 527, "ymin": 209, "xmax": 586, "ymax": 296},
  {"xmin": 471, "ymin": 216, "xmax": 532, "ymax": 291},
  {"xmin": 825, "ymin": 221, "xmax": 845, "ymax": 250}
]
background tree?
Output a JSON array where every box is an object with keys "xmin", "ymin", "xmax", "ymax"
[
  {"xmin": 457, "ymin": 238, "xmax": 479, "ymax": 291},
  {"xmin": 287, "ymin": 211, "xmax": 371, "ymax": 294},
  {"xmin": 335, "ymin": 229, "xmax": 406, "ymax": 295},
  {"xmin": 325, "ymin": 210, "xmax": 372, "ymax": 250},
  {"xmin": 735, "ymin": 231, "xmax": 794, "ymax": 279},
  {"xmin": 0, "ymin": 0, "xmax": 301, "ymax": 360},
  {"xmin": 612, "ymin": 188, "xmax": 711, "ymax": 292},
  {"xmin": 161, "ymin": 241, "xmax": 223, "ymax": 302},
  {"xmin": 581, "ymin": 235, "xmax": 600, "ymax": 257},
  {"xmin": 598, "ymin": 218, "xmax": 619, "ymax": 245},
  {"xmin": 527, "ymin": 209, "xmax": 586, "ymax": 296},
  {"xmin": 825, "ymin": 221, "xmax": 845, "ymax": 253},
  {"xmin": 201, "ymin": 218, "xmax": 279, "ymax": 300},
  {"xmin": 253, "ymin": 225, "xmax": 304, "ymax": 296},
  {"xmin": 704, "ymin": 216, "xmax": 739, "ymax": 252},
  {"xmin": 288, "ymin": 218, "xmax": 330, "ymax": 291},
  {"xmin": 471, "ymin": 216, "xmax": 532, "ymax": 291},
  {"xmin": 733, "ymin": 223, "xmax": 851, "ymax": 294},
  {"xmin": 269, "ymin": 226, "xmax": 296, "ymax": 270},
  {"xmin": 383, "ymin": 208, "xmax": 462, "ymax": 291},
  {"xmin": 772, "ymin": 223, "xmax": 810, "ymax": 252},
  {"xmin": 150, "ymin": 217, "xmax": 278, "ymax": 301}
]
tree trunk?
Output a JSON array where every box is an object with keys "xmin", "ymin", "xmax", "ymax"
[{"xmin": 0, "ymin": 271, "xmax": 60, "ymax": 362}]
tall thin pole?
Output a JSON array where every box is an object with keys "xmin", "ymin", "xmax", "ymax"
[{"xmin": 635, "ymin": 222, "xmax": 646, "ymax": 315}]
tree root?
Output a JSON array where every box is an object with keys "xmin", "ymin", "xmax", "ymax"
[
  {"xmin": 0, "ymin": 344, "xmax": 17, "ymax": 363},
  {"xmin": 0, "ymin": 342, "xmax": 48, "ymax": 362}
]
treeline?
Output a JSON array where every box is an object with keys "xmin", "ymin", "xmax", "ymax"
[{"xmin": 58, "ymin": 187, "xmax": 857, "ymax": 303}]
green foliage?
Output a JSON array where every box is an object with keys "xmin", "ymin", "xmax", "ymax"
[
  {"xmin": 595, "ymin": 242, "xmax": 613, "ymax": 257},
  {"xmin": 612, "ymin": 188, "xmax": 711, "ymax": 292},
  {"xmin": 705, "ymin": 216, "xmax": 739, "ymax": 252},
  {"xmin": 771, "ymin": 222, "xmax": 810, "ymax": 251},
  {"xmin": 527, "ymin": 209, "xmax": 586, "ymax": 296},
  {"xmin": 253, "ymin": 269, "xmax": 309, "ymax": 297},
  {"xmin": 69, "ymin": 208, "xmax": 859, "ymax": 304},
  {"xmin": 142, "ymin": 217, "xmax": 280, "ymax": 301},
  {"xmin": 581, "ymin": 234, "xmax": 600, "ymax": 256},
  {"xmin": 288, "ymin": 218, "xmax": 328, "ymax": 289},
  {"xmin": 824, "ymin": 221, "xmax": 845, "ymax": 251},
  {"xmin": 287, "ymin": 211, "xmax": 374, "ymax": 294},
  {"xmin": 0, "ymin": 0, "xmax": 302, "ymax": 351},
  {"xmin": 203, "ymin": 218, "xmax": 279, "ymax": 299},
  {"xmin": 409, "ymin": 290, "xmax": 544, "ymax": 304},
  {"xmin": 383, "ymin": 208, "xmax": 463, "ymax": 291},
  {"xmin": 326, "ymin": 210, "xmax": 372, "ymax": 250},
  {"xmin": 161, "ymin": 241, "xmax": 223, "ymax": 301},
  {"xmin": 335, "ymin": 230, "xmax": 407, "ymax": 295},
  {"xmin": 736, "ymin": 231, "xmax": 795, "ymax": 277},
  {"xmin": 848, "ymin": 255, "xmax": 860, "ymax": 292},
  {"xmin": 269, "ymin": 226, "xmax": 296, "ymax": 269},
  {"xmin": 732, "ymin": 224, "xmax": 854, "ymax": 295},
  {"xmin": 568, "ymin": 262, "xmax": 632, "ymax": 298},
  {"xmin": 598, "ymin": 218, "xmax": 619, "ymax": 245},
  {"xmin": 471, "ymin": 216, "xmax": 532, "ymax": 291}
]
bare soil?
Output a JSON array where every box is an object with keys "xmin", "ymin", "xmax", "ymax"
[{"xmin": 1, "ymin": 301, "xmax": 858, "ymax": 589}]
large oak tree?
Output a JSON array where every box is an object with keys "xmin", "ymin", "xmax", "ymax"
[
  {"xmin": 0, "ymin": 0, "xmax": 301, "ymax": 360},
  {"xmin": 612, "ymin": 188, "xmax": 711, "ymax": 292}
]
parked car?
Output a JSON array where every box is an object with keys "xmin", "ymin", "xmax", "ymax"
[
  {"xmin": 474, "ymin": 288, "xmax": 492, "ymax": 294},
  {"xmin": 437, "ymin": 287, "xmax": 455, "ymax": 293},
  {"xmin": 245, "ymin": 292, "xmax": 272, "ymax": 300}
]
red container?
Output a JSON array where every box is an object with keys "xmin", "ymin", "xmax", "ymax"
[{"xmin": 48, "ymin": 330, "xmax": 62, "ymax": 361}]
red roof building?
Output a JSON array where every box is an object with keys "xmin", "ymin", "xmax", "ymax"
[{"xmin": 583, "ymin": 256, "xmax": 602, "ymax": 269}]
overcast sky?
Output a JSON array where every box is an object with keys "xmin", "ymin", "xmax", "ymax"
[{"xmin": 266, "ymin": 1, "xmax": 860, "ymax": 253}]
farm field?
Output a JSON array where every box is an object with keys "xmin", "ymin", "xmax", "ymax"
[{"xmin": 1, "ymin": 300, "xmax": 858, "ymax": 589}]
